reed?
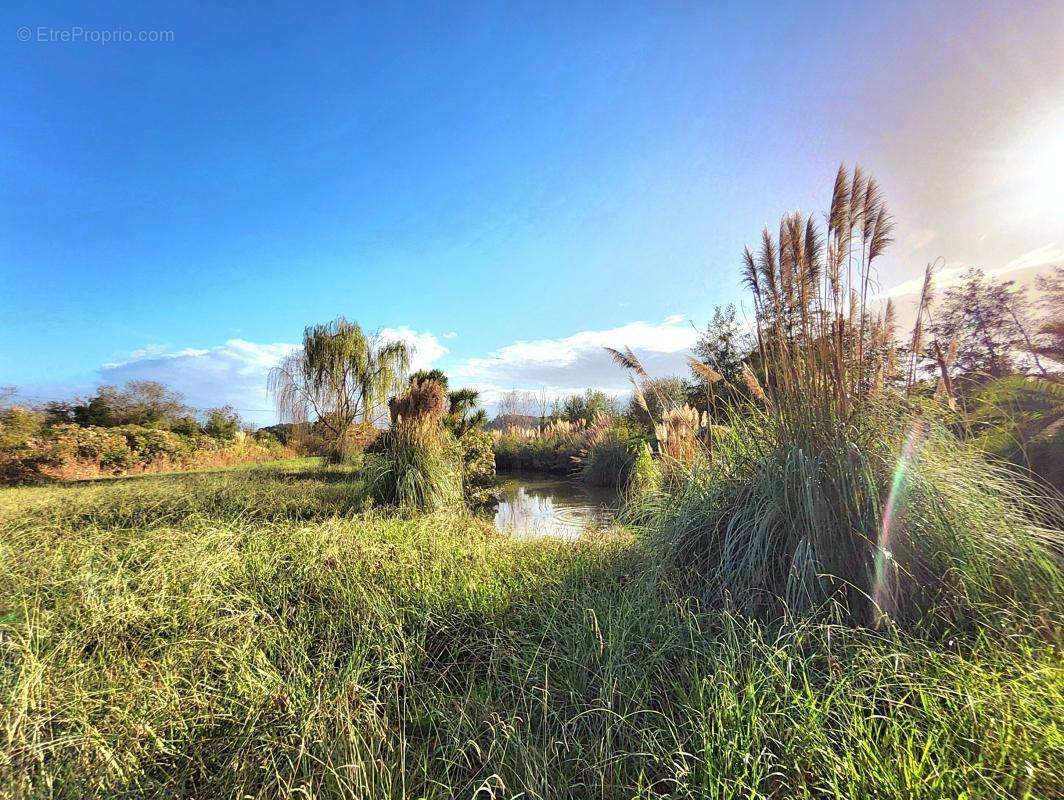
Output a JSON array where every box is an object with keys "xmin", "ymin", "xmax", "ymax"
[{"xmin": 621, "ymin": 165, "xmax": 1064, "ymax": 630}]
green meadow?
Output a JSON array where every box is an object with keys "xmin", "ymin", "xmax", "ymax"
[{"xmin": 1, "ymin": 461, "xmax": 1061, "ymax": 799}]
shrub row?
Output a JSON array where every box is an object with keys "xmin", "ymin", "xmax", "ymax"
[
  {"xmin": 0, "ymin": 409, "xmax": 289, "ymax": 484},
  {"xmin": 492, "ymin": 418, "xmax": 639, "ymax": 487}
]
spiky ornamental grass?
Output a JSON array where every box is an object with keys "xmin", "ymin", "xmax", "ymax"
[
  {"xmin": 365, "ymin": 420, "xmax": 463, "ymax": 512},
  {"xmin": 621, "ymin": 165, "xmax": 1064, "ymax": 632},
  {"xmin": 577, "ymin": 424, "xmax": 634, "ymax": 487},
  {"xmin": 368, "ymin": 380, "xmax": 464, "ymax": 512},
  {"xmin": 2, "ymin": 465, "xmax": 1062, "ymax": 798},
  {"xmin": 630, "ymin": 401, "xmax": 1064, "ymax": 631}
]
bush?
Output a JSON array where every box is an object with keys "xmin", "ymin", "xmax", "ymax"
[
  {"xmin": 366, "ymin": 421, "xmax": 463, "ymax": 511},
  {"xmin": 459, "ymin": 427, "xmax": 496, "ymax": 505},
  {"xmin": 202, "ymin": 406, "xmax": 241, "ymax": 440},
  {"xmin": 634, "ymin": 402, "xmax": 1063, "ymax": 630},
  {"xmin": 0, "ymin": 407, "xmax": 43, "ymax": 450},
  {"xmin": 170, "ymin": 416, "xmax": 202, "ymax": 437},
  {"xmin": 71, "ymin": 381, "xmax": 194, "ymax": 429},
  {"xmin": 120, "ymin": 425, "xmax": 197, "ymax": 463},
  {"xmin": 51, "ymin": 424, "xmax": 134, "ymax": 470},
  {"xmin": 626, "ymin": 442, "xmax": 659, "ymax": 500},
  {"xmin": 0, "ymin": 421, "xmax": 292, "ymax": 485},
  {"xmin": 0, "ymin": 408, "xmax": 58, "ymax": 484}
]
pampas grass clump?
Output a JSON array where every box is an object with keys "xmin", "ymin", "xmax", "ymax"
[
  {"xmin": 621, "ymin": 165, "xmax": 1063, "ymax": 631},
  {"xmin": 388, "ymin": 378, "xmax": 448, "ymax": 424},
  {"xmin": 370, "ymin": 380, "xmax": 463, "ymax": 511},
  {"xmin": 366, "ymin": 420, "xmax": 462, "ymax": 512},
  {"xmin": 636, "ymin": 402, "xmax": 1063, "ymax": 630}
]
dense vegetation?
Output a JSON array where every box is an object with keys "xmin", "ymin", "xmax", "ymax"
[
  {"xmin": 2, "ymin": 463, "xmax": 1060, "ymax": 798},
  {"xmin": 2, "ymin": 166, "xmax": 1062, "ymax": 798},
  {"xmin": 0, "ymin": 383, "xmax": 287, "ymax": 484}
]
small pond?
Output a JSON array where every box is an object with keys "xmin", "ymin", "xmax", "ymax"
[{"xmin": 492, "ymin": 471, "xmax": 620, "ymax": 538}]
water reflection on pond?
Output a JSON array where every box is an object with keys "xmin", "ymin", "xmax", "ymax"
[{"xmin": 492, "ymin": 471, "xmax": 620, "ymax": 538}]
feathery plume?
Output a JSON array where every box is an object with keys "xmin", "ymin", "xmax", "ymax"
[
  {"xmin": 687, "ymin": 356, "xmax": 724, "ymax": 383},
  {"xmin": 740, "ymin": 363, "xmax": 769, "ymax": 405},
  {"xmin": 604, "ymin": 346, "xmax": 648, "ymax": 377},
  {"xmin": 828, "ymin": 164, "xmax": 850, "ymax": 234}
]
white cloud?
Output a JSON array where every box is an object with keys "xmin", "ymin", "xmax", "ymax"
[
  {"xmin": 879, "ymin": 243, "xmax": 1063, "ymax": 300},
  {"xmin": 97, "ymin": 339, "xmax": 300, "ymax": 425},
  {"xmin": 377, "ymin": 326, "xmax": 449, "ymax": 372},
  {"xmin": 90, "ymin": 328, "xmax": 448, "ymax": 426},
  {"xmin": 443, "ymin": 331, "xmax": 458, "ymax": 340},
  {"xmin": 1003, "ymin": 243, "xmax": 1064, "ymax": 272},
  {"xmin": 449, "ymin": 315, "xmax": 700, "ymax": 409}
]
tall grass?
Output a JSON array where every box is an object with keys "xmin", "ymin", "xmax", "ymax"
[
  {"xmin": 2, "ymin": 467, "xmax": 1061, "ymax": 798},
  {"xmin": 619, "ymin": 165, "xmax": 1064, "ymax": 630},
  {"xmin": 365, "ymin": 422, "xmax": 463, "ymax": 511},
  {"xmin": 367, "ymin": 379, "xmax": 463, "ymax": 511},
  {"xmin": 492, "ymin": 419, "xmax": 591, "ymax": 474},
  {"xmin": 631, "ymin": 404, "xmax": 1064, "ymax": 629},
  {"xmin": 493, "ymin": 418, "xmax": 640, "ymax": 488}
]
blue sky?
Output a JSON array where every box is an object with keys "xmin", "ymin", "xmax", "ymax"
[{"xmin": 3, "ymin": 2, "xmax": 1062, "ymax": 423}]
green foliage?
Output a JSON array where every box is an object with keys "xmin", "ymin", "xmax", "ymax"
[
  {"xmin": 458, "ymin": 427, "xmax": 496, "ymax": 505},
  {"xmin": 71, "ymin": 381, "xmax": 194, "ymax": 429},
  {"xmin": 690, "ymin": 304, "xmax": 754, "ymax": 413},
  {"xmin": 51, "ymin": 424, "xmax": 137, "ymax": 469},
  {"xmin": 405, "ymin": 371, "xmax": 487, "ymax": 436},
  {"xmin": 0, "ymin": 407, "xmax": 54, "ymax": 484},
  {"xmin": 0, "ymin": 406, "xmax": 43, "ymax": 451},
  {"xmin": 269, "ymin": 317, "xmax": 410, "ymax": 462},
  {"xmin": 626, "ymin": 442, "xmax": 660, "ymax": 500},
  {"xmin": 170, "ymin": 415, "xmax": 202, "ymax": 437},
  {"xmin": 0, "ymin": 466, "xmax": 1060, "ymax": 798},
  {"xmin": 555, "ymin": 389, "xmax": 617, "ymax": 423},
  {"xmin": 1027, "ymin": 419, "xmax": 1064, "ymax": 493},
  {"xmin": 202, "ymin": 405, "xmax": 241, "ymax": 440},
  {"xmin": 0, "ymin": 422, "xmax": 290, "ymax": 485},
  {"xmin": 579, "ymin": 425, "xmax": 636, "ymax": 487},
  {"xmin": 366, "ymin": 422, "xmax": 463, "ymax": 511},
  {"xmin": 257, "ymin": 422, "xmax": 301, "ymax": 445},
  {"xmin": 493, "ymin": 417, "xmax": 642, "ymax": 488},
  {"xmin": 625, "ymin": 376, "xmax": 691, "ymax": 428},
  {"xmin": 444, "ymin": 387, "xmax": 487, "ymax": 436},
  {"xmin": 965, "ymin": 375, "xmax": 1064, "ymax": 491},
  {"xmin": 409, "ymin": 368, "xmax": 448, "ymax": 387},
  {"xmin": 632, "ymin": 402, "xmax": 1063, "ymax": 629}
]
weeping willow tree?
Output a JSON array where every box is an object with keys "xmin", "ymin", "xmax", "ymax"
[{"xmin": 268, "ymin": 317, "xmax": 410, "ymax": 461}]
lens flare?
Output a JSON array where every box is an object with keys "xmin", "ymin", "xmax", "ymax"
[{"xmin": 873, "ymin": 421, "xmax": 930, "ymax": 622}]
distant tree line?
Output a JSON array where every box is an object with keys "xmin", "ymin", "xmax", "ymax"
[{"xmin": 39, "ymin": 380, "xmax": 244, "ymax": 440}]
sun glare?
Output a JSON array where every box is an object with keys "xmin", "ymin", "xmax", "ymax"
[{"xmin": 1009, "ymin": 109, "xmax": 1064, "ymax": 219}]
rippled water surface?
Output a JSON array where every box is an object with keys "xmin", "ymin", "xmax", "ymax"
[{"xmin": 492, "ymin": 471, "xmax": 619, "ymax": 538}]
